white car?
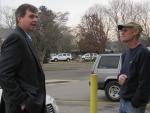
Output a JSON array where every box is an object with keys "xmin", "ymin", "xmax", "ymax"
[
  {"xmin": 81, "ymin": 53, "xmax": 98, "ymax": 61},
  {"xmin": 50, "ymin": 53, "xmax": 72, "ymax": 62},
  {"xmin": 0, "ymin": 88, "xmax": 59, "ymax": 113}
]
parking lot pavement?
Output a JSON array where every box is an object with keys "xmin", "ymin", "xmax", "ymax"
[
  {"xmin": 46, "ymin": 80, "xmax": 150, "ymax": 113},
  {"xmin": 57, "ymin": 100, "xmax": 119, "ymax": 113},
  {"xmin": 56, "ymin": 99, "xmax": 150, "ymax": 113}
]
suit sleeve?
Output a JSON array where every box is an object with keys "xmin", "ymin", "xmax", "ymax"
[
  {"xmin": 0, "ymin": 34, "xmax": 26, "ymax": 104},
  {"xmin": 131, "ymin": 50, "xmax": 150, "ymax": 108}
]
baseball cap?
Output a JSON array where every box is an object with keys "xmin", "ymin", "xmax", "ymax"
[{"xmin": 118, "ymin": 22, "xmax": 143, "ymax": 32}]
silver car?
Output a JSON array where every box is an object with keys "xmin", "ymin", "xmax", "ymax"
[
  {"xmin": 0, "ymin": 88, "xmax": 59, "ymax": 113},
  {"xmin": 91, "ymin": 53, "xmax": 121, "ymax": 101}
]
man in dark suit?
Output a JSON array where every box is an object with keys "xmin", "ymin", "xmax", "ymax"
[{"xmin": 0, "ymin": 4, "xmax": 46, "ymax": 113}]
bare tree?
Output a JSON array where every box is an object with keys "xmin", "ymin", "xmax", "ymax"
[
  {"xmin": 107, "ymin": 0, "xmax": 150, "ymax": 39},
  {"xmin": 32, "ymin": 6, "xmax": 70, "ymax": 63},
  {"xmin": 137, "ymin": 2, "xmax": 150, "ymax": 37},
  {"xmin": 77, "ymin": 5, "xmax": 108, "ymax": 53},
  {"xmin": 88, "ymin": 4, "xmax": 111, "ymax": 38},
  {"xmin": 104, "ymin": 0, "xmax": 150, "ymax": 51},
  {"xmin": 2, "ymin": 7, "xmax": 16, "ymax": 29},
  {"xmin": 57, "ymin": 30, "xmax": 75, "ymax": 52}
]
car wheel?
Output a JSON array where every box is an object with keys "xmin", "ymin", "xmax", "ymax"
[
  {"xmin": 105, "ymin": 81, "xmax": 120, "ymax": 102},
  {"xmin": 46, "ymin": 104, "xmax": 55, "ymax": 113},
  {"xmin": 66, "ymin": 58, "xmax": 70, "ymax": 62},
  {"xmin": 54, "ymin": 58, "xmax": 58, "ymax": 62}
]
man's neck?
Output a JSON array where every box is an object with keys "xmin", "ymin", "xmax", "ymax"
[
  {"xmin": 17, "ymin": 24, "xmax": 29, "ymax": 33},
  {"xmin": 127, "ymin": 40, "xmax": 140, "ymax": 49}
]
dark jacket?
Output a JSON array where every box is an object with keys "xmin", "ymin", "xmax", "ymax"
[
  {"xmin": 118, "ymin": 44, "xmax": 150, "ymax": 108},
  {"xmin": 0, "ymin": 26, "xmax": 46, "ymax": 113}
]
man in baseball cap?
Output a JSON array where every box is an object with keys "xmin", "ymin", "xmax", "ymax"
[
  {"xmin": 118, "ymin": 22, "xmax": 143, "ymax": 42},
  {"xmin": 118, "ymin": 22, "xmax": 150, "ymax": 113}
]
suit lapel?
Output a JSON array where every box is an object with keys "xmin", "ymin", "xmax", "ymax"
[
  {"xmin": 25, "ymin": 36, "xmax": 44, "ymax": 72},
  {"xmin": 15, "ymin": 27, "xmax": 44, "ymax": 72}
]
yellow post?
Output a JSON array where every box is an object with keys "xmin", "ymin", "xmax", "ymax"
[{"xmin": 90, "ymin": 74, "xmax": 98, "ymax": 113}]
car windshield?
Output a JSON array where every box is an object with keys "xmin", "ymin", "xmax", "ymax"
[{"xmin": 98, "ymin": 56, "xmax": 120, "ymax": 69}]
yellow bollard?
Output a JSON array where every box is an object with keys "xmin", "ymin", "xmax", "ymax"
[{"xmin": 90, "ymin": 74, "xmax": 98, "ymax": 113}]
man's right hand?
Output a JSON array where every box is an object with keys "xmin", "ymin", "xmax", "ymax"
[
  {"xmin": 118, "ymin": 74, "xmax": 128, "ymax": 85},
  {"xmin": 21, "ymin": 103, "xmax": 26, "ymax": 111}
]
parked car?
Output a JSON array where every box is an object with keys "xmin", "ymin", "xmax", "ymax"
[
  {"xmin": 0, "ymin": 88, "xmax": 59, "ymax": 113},
  {"xmin": 91, "ymin": 47, "xmax": 150, "ymax": 101},
  {"xmin": 81, "ymin": 53, "xmax": 98, "ymax": 61},
  {"xmin": 50, "ymin": 53, "xmax": 72, "ymax": 62},
  {"xmin": 91, "ymin": 53, "xmax": 121, "ymax": 101},
  {"xmin": 104, "ymin": 49, "xmax": 114, "ymax": 53}
]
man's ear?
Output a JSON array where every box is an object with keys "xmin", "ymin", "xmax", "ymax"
[
  {"xmin": 17, "ymin": 16, "xmax": 22, "ymax": 24},
  {"xmin": 18, "ymin": 17, "xmax": 21, "ymax": 21},
  {"xmin": 133, "ymin": 29, "xmax": 139, "ymax": 36}
]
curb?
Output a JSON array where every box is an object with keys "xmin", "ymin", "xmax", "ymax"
[
  {"xmin": 56, "ymin": 98, "xmax": 118, "ymax": 104},
  {"xmin": 56, "ymin": 99, "xmax": 119, "ymax": 106},
  {"xmin": 45, "ymin": 79, "xmax": 78, "ymax": 84}
]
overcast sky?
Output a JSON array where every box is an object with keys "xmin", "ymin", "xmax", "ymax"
[
  {"xmin": 0, "ymin": 0, "xmax": 109, "ymax": 27},
  {"xmin": 0, "ymin": 0, "xmax": 148, "ymax": 27}
]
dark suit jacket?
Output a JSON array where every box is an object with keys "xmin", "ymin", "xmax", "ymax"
[{"xmin": 0, "ymin": 26, "xmax": 46, "ymax": 113}]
